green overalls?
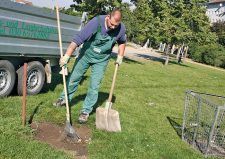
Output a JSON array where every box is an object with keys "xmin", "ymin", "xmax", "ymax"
[{"xmin": 60, "ymin": 16, "xmax": 116, "ymax": 114}]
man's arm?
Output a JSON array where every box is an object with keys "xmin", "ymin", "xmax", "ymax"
[
  {"xmin": 116, "ymin": 43, "xmax": 126, "ymax": 65},
  {"xmin": 65, "ymin": 42, "xmax": 77, "ymax": 56},
  {"xmin": 59, "ymin": 16, "xmax": 98, "ymax": 67},
  {"xmin": 118, "ymin": 43, "xmax": 126, "ymax": 56},
  {"xmin": 59, "ymin": 42, "xmax": 77, "ymax": 67},
  {"xmin": 72, "ymin": 17, "xmax": 98, "ymax": 46},
  {"xmin": 116, "ymin": 23, "xmax": 126, "ymax": 65}
]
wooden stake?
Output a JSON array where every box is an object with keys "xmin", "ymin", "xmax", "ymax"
[
  {"xmin": 183, "ymin": 46, "xmax": 189, "ymax": 63},
  {"xmin": 176, "ymin": 47, "xmax": 181, "ymax": 59},
  {"xmin": 22, "ymin": 63, "xmax": 27, "ymax": 127}
]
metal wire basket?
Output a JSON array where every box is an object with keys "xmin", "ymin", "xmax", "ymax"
[{"xmin": 182, "ymin": 90, "xmax": 225, "ymax": 157}]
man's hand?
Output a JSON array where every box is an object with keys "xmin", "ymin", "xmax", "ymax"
[
  {"xmin": 59, "ymin": 42, "xmax": 77, "ymax": 67},
  {"xmin": 59, "ymin": 54, "xmax": 70, "ymax": 67},
  {"xmin": 115, "ymin": 55, "xmax": 123, "ymax": 65}
]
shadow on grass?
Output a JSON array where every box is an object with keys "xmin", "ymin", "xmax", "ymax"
[
  {"xmin": 167, "ymin": 116, "xmax": 183, "ymax": 138},
  {"xmin": 135, "ymin": 53, "xmax": 165, "ymax": 63},
  {"xmin": 28, "ymin": 102, "xmax": 42, "ymax": 124},
  {"xmin": 70, "ymin": 92, "xmax": 116, "ymax": 114},
  {"xmin": 42, "ymin": 71, "xmax": 89, "ymax": 93},
  {"xmin": 113, "ymin": 50, "xmax": 165, "ymax": 64},
  {"xmin": 123, "ymin": 57, "xmax": 144, "ymax": 65},
  {"xmin": 111, "ymin": 52, "xmax": 144, "ymax": 65},
  {"xmin": 168, "ymin": 60, "xmax": 193, "ymax": 68},
  {"xmin": 114, "ymin": 51, "xmax": 192, "ymax": 68},
  {"xmin": 135, "ymin": 53, "xmax": 189, "ymax": 68}
]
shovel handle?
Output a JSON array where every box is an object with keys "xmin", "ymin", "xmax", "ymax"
[
  {"xmin": 108, "ymin": 63, "xmax": 119, "ymax": 102},
  {"xmin": 56, "ymin": 2, "xmax": 70, "ymax": 122}
]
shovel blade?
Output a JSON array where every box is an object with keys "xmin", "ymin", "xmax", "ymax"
[
  {"xmin": 96, "ymin": 107, "xmax": 108, "ymax": 130},
  {"xmin": 107, "ymin": 109, "xmax": 121, "ymax": 132},
  {"xmin": 96, "ymin": 107, "xmax": 121, "ymax": 132}
]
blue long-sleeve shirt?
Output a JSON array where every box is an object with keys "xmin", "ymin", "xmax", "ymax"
[{"xmin": 72, "ymin": 15, "xmax": 126, "ymax": 46}]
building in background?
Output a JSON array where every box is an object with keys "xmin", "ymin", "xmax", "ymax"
[
  {"xmin": 12, "ymin": 0, "xmax": 33, "ymax": 5},
  {"xmin": 206, "ymin": 0, "xmax": 225, "ymax": 23}
]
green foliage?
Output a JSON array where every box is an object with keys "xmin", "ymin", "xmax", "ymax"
[
  {"xmin": 120, "ymin": 3, "xmax": 134, "ymax": 41},
  {"xmin": 132, "ymin": 0, "xmax": 155, "ymax": 45},
  {"xmin": 218, "ymin": 33, "xmax": 225, "ymax": 47},
  {"xmin": 123, "ymin": 0, "xmax": 217, "ymax": 47},
  {"xmin": 189, "ymin": 43, "xmax": 225, "ymax": 67},
  {"xmin": 149, "ymin": 0, "xmax": 217, "ymax": 45},
  {"xmin": 71, "ymin": 0, "xmax": 122, "ymax": 18},
  {"xmin": 211, "ymin": 22, "xmax": 225, "ymax": 47},
  {"xmin": 59, "ymin": 7, "xmax": 82, "ymax": 16}
]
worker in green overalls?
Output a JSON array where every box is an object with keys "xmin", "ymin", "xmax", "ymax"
[{"xmin": 53, "ymin": 8, "xmax": 126, "ymax": 123}]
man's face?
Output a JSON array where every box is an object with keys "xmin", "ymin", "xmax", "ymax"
[{"xmin": 106, "ymin": 15, "xmax": 121, "ymax": 30}]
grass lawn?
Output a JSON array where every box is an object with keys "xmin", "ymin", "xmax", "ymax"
[{"xmin": 0, "ymin": 56, "xmax": 225, "ymax": 159}]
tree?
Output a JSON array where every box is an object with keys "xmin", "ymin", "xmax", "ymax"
[
  {"xmin": 120, "ymin": 3, "xmax": 134, "ymax": 41},
  {"xmin": 147, "ymin": 0, "xmax": 217, "ymax": 46},
  {"xmin": 70, "ymin": 0, "xmax": 122, "ymax": 18},
  {"xmin": 211, "ymin": 22, "xmax": 225, "ymax": 47},
  {"xmin": 132, "ymin": 0, "xmax": 155, "ymax": 45},
  {"xmin": 183, "ymin": 1, "xmax": 217, "ymax": 45},
  {"xmin": 58, "ymin": 7, "xmax": 82, "ymax": 16}
]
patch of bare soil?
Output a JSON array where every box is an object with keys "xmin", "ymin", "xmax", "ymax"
[{"xmin": 31, "ymin": 122, "xmax": 92, "ymax": 159}]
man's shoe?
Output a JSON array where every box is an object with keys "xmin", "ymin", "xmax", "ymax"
[
  {"xmin": 78, "ymin": 112, "xmax": 89, "ymax": 124},
  {"xmin": 53, "ymin": 98, "xmax": 66, "ymax": 107}
]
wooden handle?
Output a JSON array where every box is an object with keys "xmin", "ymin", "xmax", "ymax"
[
  {"xmin": 56, "ymin": 2, "xmax": 70, "ymax": 122},
  {"xmin": 108, "ymin": 63, "xmax": 119, "ymax": 102}
]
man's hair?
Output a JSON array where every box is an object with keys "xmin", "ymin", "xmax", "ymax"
[{"xmin": 110, "ymin": 8, "xmax": 122, "ymax": 19}]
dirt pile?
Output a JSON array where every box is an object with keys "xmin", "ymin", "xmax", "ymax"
[{"xmin": 31, "ymin": 122, "xmax": 92, "ymax": 159}]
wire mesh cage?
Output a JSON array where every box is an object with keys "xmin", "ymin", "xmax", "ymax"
[{"xmin": 182, "ymin": 90, "xmax": 225, "ymax": 156}]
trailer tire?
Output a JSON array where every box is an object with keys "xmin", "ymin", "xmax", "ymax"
[
  {"xmin": 0, "ymin": 60, "xmax": 16, "ymax": 97},
  {"xmin": 17, "ymin": 61, "xmax": 45, "ymax": 96}
]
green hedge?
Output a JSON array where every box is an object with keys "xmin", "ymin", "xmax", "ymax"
[
  {"xmin": 189, "ymin": 43, "xmax": 225, "ymax": 68},
  {"xmin": 211, "ymin": 22, "xmax": 225, "ymax": 48}
]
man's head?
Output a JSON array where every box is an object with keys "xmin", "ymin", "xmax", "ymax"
[{"xmin": 105, "ymin": 8, "xmax": 122, "ymax": 30}]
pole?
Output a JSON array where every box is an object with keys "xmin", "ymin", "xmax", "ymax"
[{"xmin": 22, "ymin": 63, "xmax": 27, "ymax": 127}]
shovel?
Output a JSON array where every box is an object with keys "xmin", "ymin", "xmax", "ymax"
[
  {"xmin": 55, "ymin": 1, "xmax": 81, "ymax": 142},
  {"xmin": 96, "ymin": 63, "xmax": 121, "ymax": 132}
]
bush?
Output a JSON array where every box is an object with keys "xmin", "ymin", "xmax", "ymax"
[
  {"xmin": 211, "ymin": 22, "xmax": 225, "ymax": 48},
  {"xmin": 218, "ymin": 33, "xmax": 225, "ymax": 47},
  {"xmin": 189, "ymin": 44, "xmax": 202, "ymax": 62},
  {"xmin": 189, "ymin": 43, "xmax": 225, "ymax": 68}
]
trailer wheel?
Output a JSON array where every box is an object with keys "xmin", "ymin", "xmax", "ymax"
[
  {"xmin": 0, "ymin": 60, "xmax": 16, "ymax": 97},
  {"xmin": 17, "ymin": 61, "xmax": 45, "ymax": 96}
]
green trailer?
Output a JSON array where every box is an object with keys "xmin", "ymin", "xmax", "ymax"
[{"xmin": 0, "ymin": 0, "xmax": 86, "ymax": 97}]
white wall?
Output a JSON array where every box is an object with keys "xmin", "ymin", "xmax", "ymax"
[{"xmin": 206, "ymin": 2, "xmax": 225, "ymax": 23}]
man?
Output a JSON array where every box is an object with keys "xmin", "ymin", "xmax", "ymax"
[{"xmin": 53, "ymin": 8, "xmax": 126, "ymax": 124}]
